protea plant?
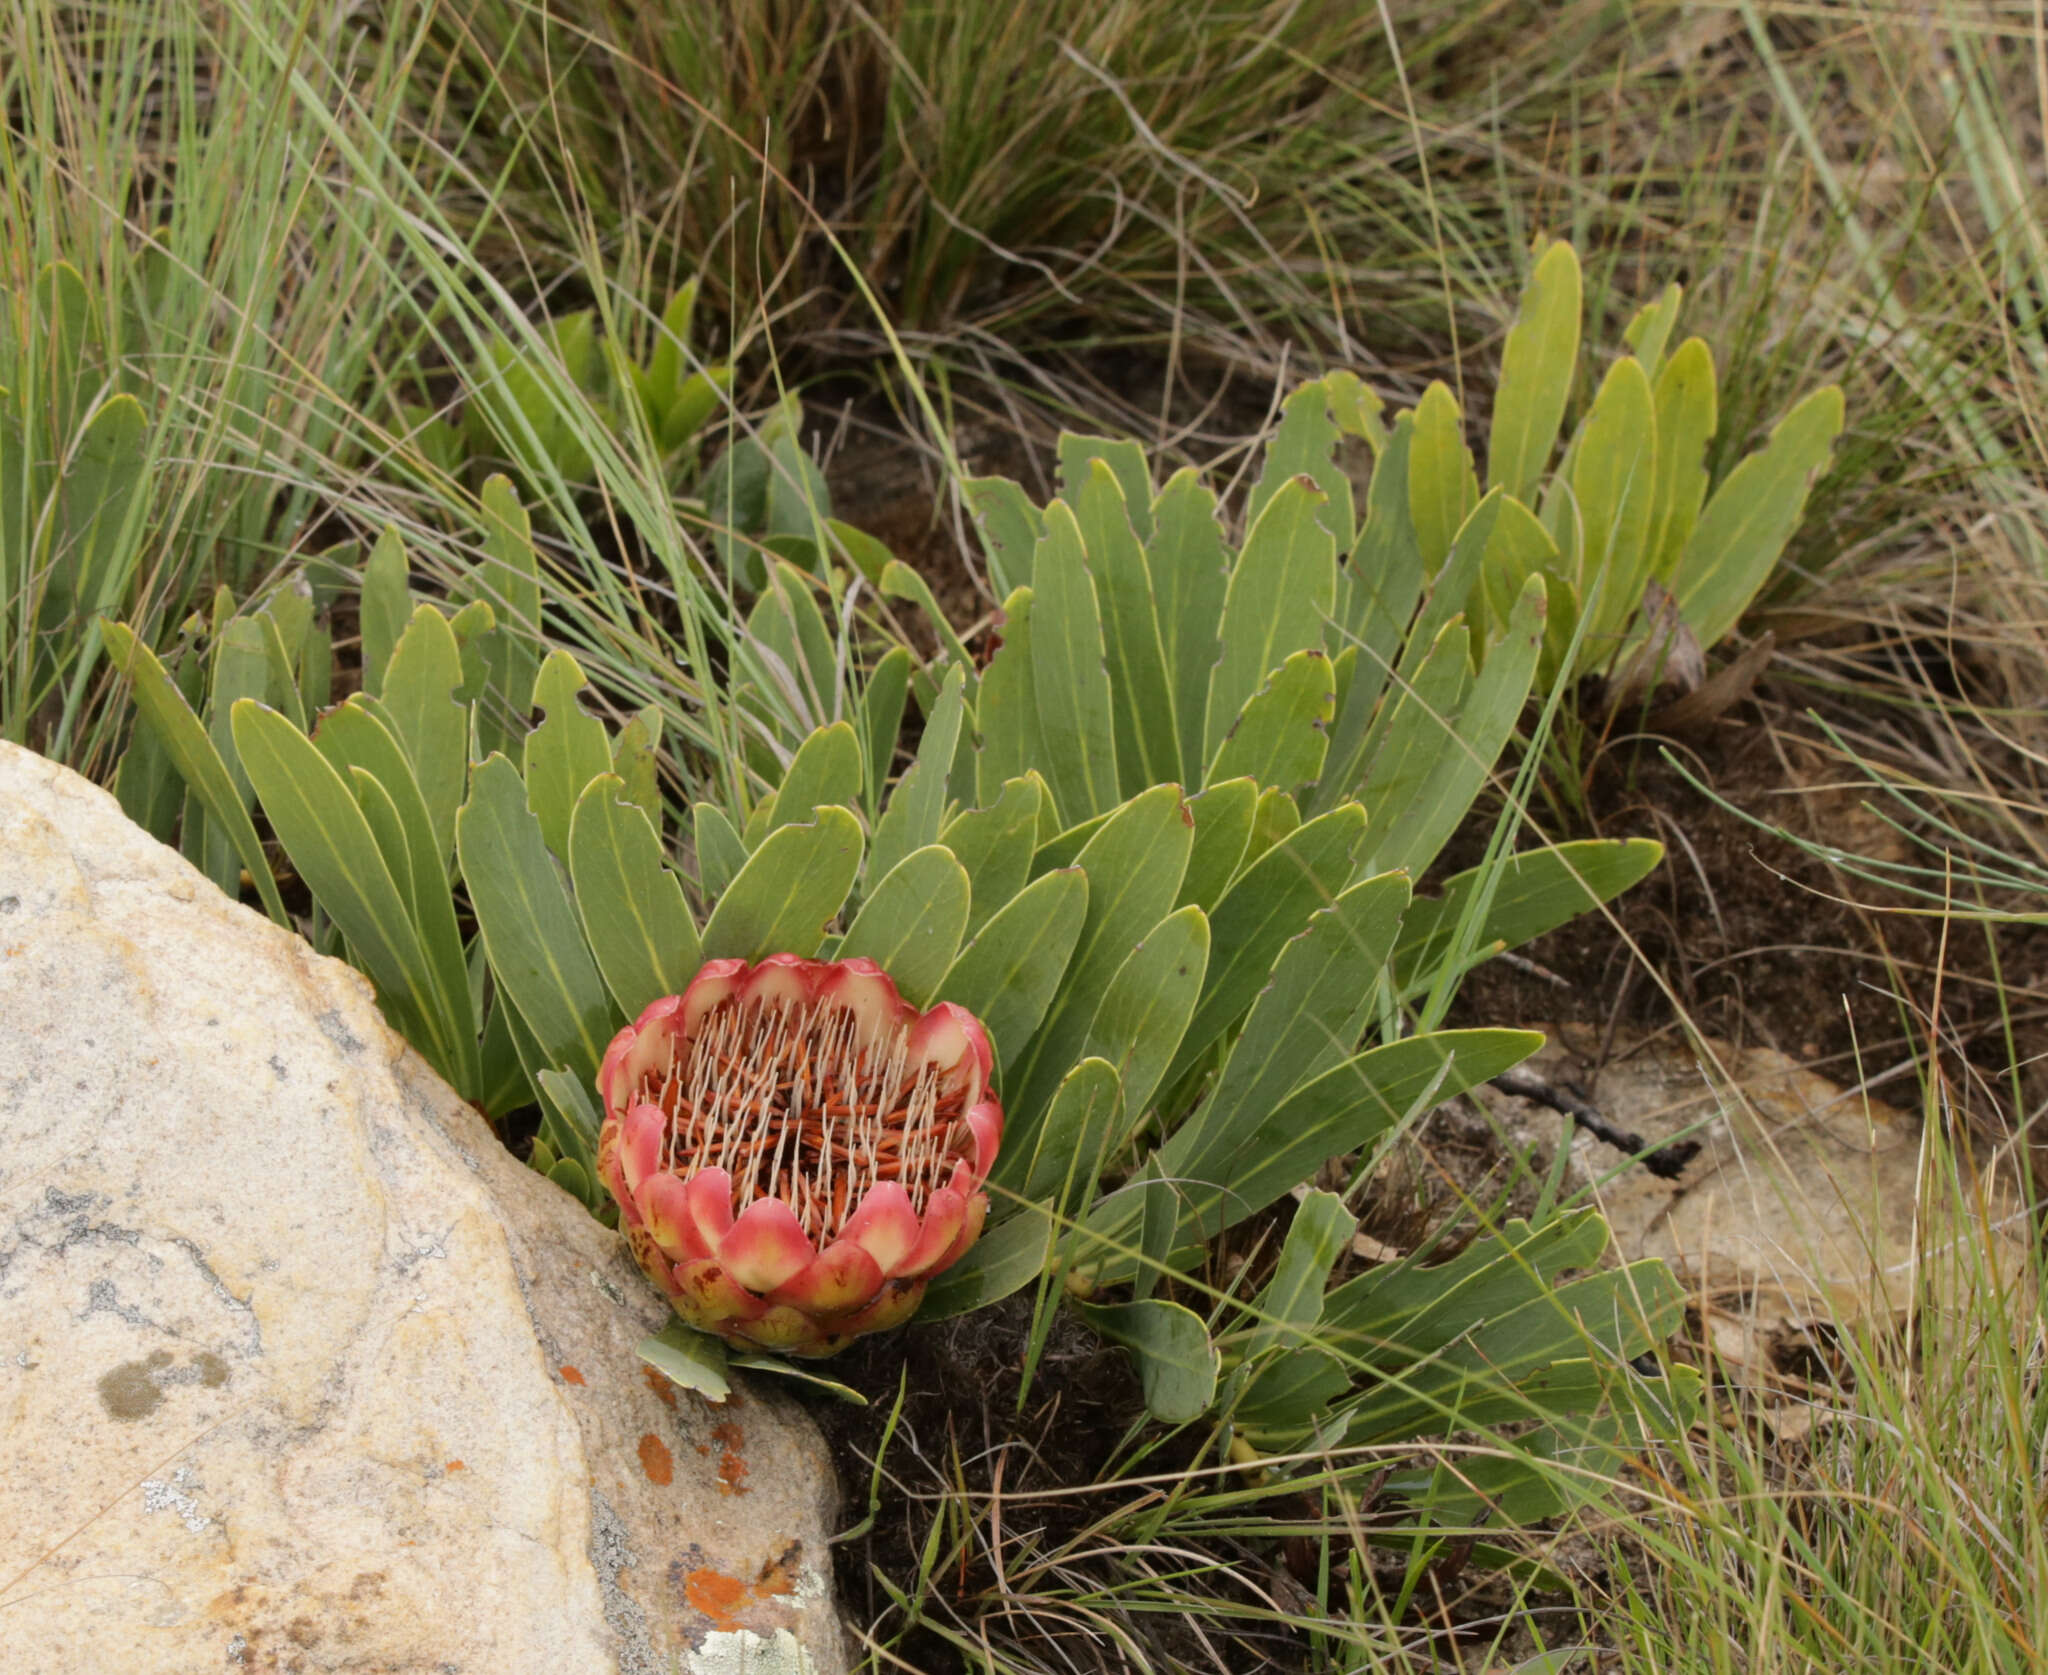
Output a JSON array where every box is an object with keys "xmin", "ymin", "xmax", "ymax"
[{"xmin": 595, "ymin": 953, "xmax": 1003, "ymax": 1356}]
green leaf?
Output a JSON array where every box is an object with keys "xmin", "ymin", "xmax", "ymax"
[
  {"xmin": 1165, "ymin": 802, "xmax": 1364, "ymax": 1089},
  {"xmin": 940, "ymin": 775, "xmax": 1042, "ymax": 934},
  {"xmin": 1249, "ymin": 377, "xmax": 1359, "ymax": 552},
  {"xmin": 471, "ymin": 475, "xmax": 544, "ymax": 756},
  {"xmin": 995, "ymin": 1055, "xmax": 1122, "ymax": 1214},
  {"xmin": 1477, "ymin": 493, "xmax": 1564, "ymax": 658},
  {"xmin": 1358, "ymin": 573, "xmax": 1544, "ymax": 882},
  {"xmin": 533, "ymin": 1061, "xmax": 604, "ymax": 1173},
  {"xmin": 859, "ymin": 645, "xmax": 912, "ymax": 809},
  {"xmin": 1077, "ymin": 459, "xmax": 1181, "ymax": 795},
  {"xmin": 1203, "ymin": 476, "xmax": 1337, "ymax": 768},
  {"xmin": 1030, "ymin": 501, "xmax": 1119, "ymax": 820},
  {"xmin": 351, "ymin": 767, "xmax": 417, "ymax": 923},
  {"xmin": 877, "ymin": 558, "xmax": 975, "ymax": 680},
  {"xmin": 1393, "ymin": 838, "xmax": 1664, "ymax": 998},
  {"xmin": 1243, "ymin": 786, "xmax": 1301, "ymax": 867},
  {"xmin": 233, "ymin": 700, "xmax": 457, "ymax": 1070},
  {"xmin": 1408, "ymin": 381, "xmax": 1479, "ymax": 574},
  {"xmin": 1326, "ymin": 1210, "xmax": 1610, "ymax": 1348},
  {"xmin": 197, "ymin": 617, "xmax": 270, "ymax": 898},
  {"xmin": 1339, "ymin": 1260, "xmax": 1685, "ymax": 1446},
  {"xmin": 638, "ymin": 1321, "xmax": 732, "ymax": 1405},
  {"xmin": 53, "ymin": 393, "xmax": 147, "ymax": 625},
  {"xmin": 1056, "ymin": 433, "xmax": 1153, "ymax": 542},
  {"xmin": 1647, "ymin": 337, "xmax": 1719, "ymax": 585},
  {"xmin": 1009, "ymin": 785, "xmax": 1193, "ymax": 1123},
  {"xmin": 1029, "ymin": 808, "xmax": 1110, "ymax": 878},
  {"xmin": 938, "ymin": 868, "xmax": 1088, "ymax": 1079},
  {"xmin": 1230, "ymin": 1346, "xmax": 1353, "ymax": 1444},
  {"xmin": 445, "ymin": 597, "xmax": 497, "ymax": 706},
  {"xmin": 1673, "ymin": 384, "xmax": 1844, "ymax": 647},
  {"xmin": 974, "ymin": 585, "xmax": 1039, "ymax": 807},
  {"xmin": 1623, "ymin": 281, "xmax": 1686, "ymax": 382},
  {"xmin": 822, "ymin": 517, "xmax": 893, "ymax": 588},
  {"xmin": 1164, "ymin": 1029, "xmax": 1544, "ymax": 1248},
  {"xmin": 839, "ymin": 845, "xmax": 971, "ymax": 1008},
  {"xmin": 100, "ymin": 622, "xmax": 287, "ymax": 923},
  {"xmin": 113, "ymin": 701, "xmax": 181, "ymax": 843},
  {"xmin": 770, "ymin": 720, "xmax": 864, "ymax": 834},
  {"xmin": 1147, "ymin": 468, "xmax": 1231, "ymax": 790},
  {"xmin": 457, "ymin": 752, "xmax": 618, "ymax": 1084},
  {"xmin": 700, "ymin": 805, "xmax": 864, "ymax": 961},
  {"xmin": 1571, "ymin": 356, "xmax": 1659, "ymax": 644},
  {"xmin": 611, "ymin": 705, "xmax": 663, "ymax": 818},
  {"xmin": 312, "ymin": 701, "xmax": 477, "ymax": 1094},
  {"xmin": 747, "ymin": 557, "xmax": 842, "ymax": 727},
  {"xmin": 1237, "ymin": 1188, "xmax": 1355, "ymax": 1366},
  {"xmin": 917, "ymin": 1201, "xmax": 1055, "ymax": 1318},
  {"xmin": 1071, "ymin": 1298, "xmax": 1218, "ymax": 1424},
  {"xmin": 963, "ymin": 475, "xmax": 1044, "ymax": 599},
  {"xmin": 1207, "ymin": 647, "xmax": 1336, "ymax": 790},
  {"xmin": 870, "ymin": 664, "xmax": 966, "ymax": 886},
  {"xmin": 571, "ymin": 774, "xmax": 701, "ymax": 1017},
  {"xmin": 1337, "ymin": 410, "xmax": 1423, "ymax": 648},
  {"xmin": 1167, "ymin": 871, "xmax": 1411, "ymax": 1192},
  {"xmin": 1487, "ymin": 241, "xmax": 1582, "ymax": 501},
  {"xmin": 360, "ymin": 529, "xmax": 414, "ymax": 703},
  {"xmin": 728, "ymin": 1355, "xmax": 869, "ymax": 1406},
  {"xmin": 1080, "ymin": 904, "xmax": 1209, "ymax": 1142},
  {"xmin": 252, "ymin": 606, "xmax": 308, "ymax": 734},
  {"xmin": 523, "ymin": 650, "xmax": 613, "ymax": 862},
  {"xmin": 299, "ymin": 624, "xmax": 334, "ymax": 716},
  {"xmin": 692, "ymin": 801, "xmax": 749, "ymax": 899},
  {"xmin": 379, "ymin": 602, "xmax": 469, "ymax": 864},
  {"xmin": 310, "ymin": 700, "xmax": 439, "ymax": 903},
  {"xmin": 1177, "ymin": 777, "xmax": 1257, "ymax": 913},
  {"xmin": 545, "ymin": 1153, "xmax": 599, "ymax": 1213},
  {"xmin": 648, "ymin": 280, "xmax": 699, "ymax": 398},
  {"xmin": 478, "ymin": 993, "xmax": 533, "ymax": 1118},
  {"xmin": 1349, "ymin": 618, "xmax": 1472, "ymax": 875},
  {"xmin": 1321, "ymin": 420, "xmax": 1425, "ymax": 817},
  {"xmin": 1396, "ymin": 486, "xmax": 1501, "ymax": 695}
]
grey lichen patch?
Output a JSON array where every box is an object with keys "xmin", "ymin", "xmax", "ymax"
[
  {"xmin": 82, "ymin": 1276, "xmax": 161, "ymax": 1330},
  {"xmin": 589, "ymin": 1488, "xmax": 660, "ymax": 1675},
  {"xmin": 99, "ymin": 1349, "xmax": 173, "ymax": 1420},
  {"xmin": 141, "ymin": 1466, "xmax": 212, "ymax": 1534},
  {"xmin": 316, "ymin": 1009, "xmax": 365, "ymax": 1056},
  {"xmin": 688, "ymin": 1628, "xmax": 817, "ymax": 1674}
]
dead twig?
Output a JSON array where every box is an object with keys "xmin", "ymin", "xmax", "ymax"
[{"xmin": 1489, "ymin": 1065, "xmax": 1702, "ymax": 1180}]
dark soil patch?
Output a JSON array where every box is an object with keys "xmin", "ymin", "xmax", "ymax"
[
  {"xmin": 1441, "ymin": 697, "xmax": 2048, "ymax": 1162},
  {"xmin": 809, "ymin": 1294, "xmax": 1185, "ymax": 1671}
]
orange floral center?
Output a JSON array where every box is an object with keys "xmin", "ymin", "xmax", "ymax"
[{"xmin": 631, "ymin": 992, "xmax": 977, "ymax": 1242}]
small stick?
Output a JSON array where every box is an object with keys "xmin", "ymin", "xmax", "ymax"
[{"xmin": 1490, "ymin": 1064, "xmax": 1701, "ymax": 1181}]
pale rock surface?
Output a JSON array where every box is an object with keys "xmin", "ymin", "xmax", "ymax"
[{"xmin": 0, "ymin": 744, "xmax": 846, "ymax": 1674}]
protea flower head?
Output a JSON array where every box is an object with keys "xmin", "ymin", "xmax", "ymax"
[{"xmin": 595, "ymin": 953, "xmax": 1003, "ymax": 1356}]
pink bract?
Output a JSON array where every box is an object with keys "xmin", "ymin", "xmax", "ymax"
[{"xmin": 594, "ymin": 954, "xmax": 1003, "ymax": 1356}]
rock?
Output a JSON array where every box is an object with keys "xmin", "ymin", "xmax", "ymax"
[{"xmin": 0, "ymin": 744, "xmax": 847, "ymax": 1674}]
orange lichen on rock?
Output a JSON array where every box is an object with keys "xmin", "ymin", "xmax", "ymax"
[
  {"xmin": 641, "ymin": 1363, "xmax": 678, "ymax": 1408},
  {"xmin": 683, "ymin": 1567, "xmax": 750, "ymax": 1631},
  {"xmin": 709, "ymin": 1419, "xmax": 750, "ymax": 1496},
  {"xmin": 683, "ymin": 1557, "xmax": 795, "ymax": 1632},
  {"xmin": 444, "ymin": 1460, "xmax": 465, "ymax": 1473},
  {"xmin": 559, "ymin": 1365, "xmax": 586, "ymax": 1386},
  {"xmin": 637, "ymin": 1432, "xmax": 674, "ymax": 1487}
]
